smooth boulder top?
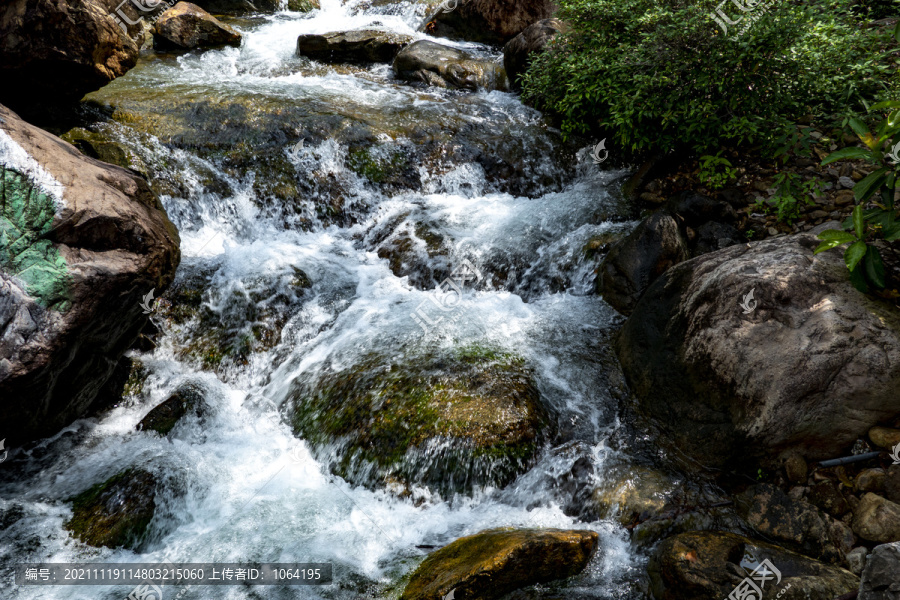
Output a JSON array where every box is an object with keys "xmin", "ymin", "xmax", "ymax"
[
  {"xmin": 296, "ymin": 30, "xmax": 415, "ymax": 63},
  {"xmin": 153, "ymin": 1, "xmax": 242, "ymax": 49}
]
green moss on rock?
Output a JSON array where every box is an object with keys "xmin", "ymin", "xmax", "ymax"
[
  {"xmin": 65, "ymin": 469, "xmax": 157, "ymax": 550},
  {"xmin": 290, "ymin": 345, "xmax": 551, "ymax": 494}
]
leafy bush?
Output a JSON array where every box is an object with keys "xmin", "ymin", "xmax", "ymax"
[
  {"xmin": 815, "ymin": 104, "xmax": 900, "ymax": 292},
  {"xmin": 520, "ymin": 0, "xmax": 890, "ymax": 155},
  {"xmin": 757, "ymin": 171, "xmax": 822, "ymax": 224},
  {"xmin": 697, "ymin": 152, "xmax": 737, "ymax": 189}
]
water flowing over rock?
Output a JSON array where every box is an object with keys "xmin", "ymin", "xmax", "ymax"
[
  {"xmin": 400, "ymin": 528, "xmax": 598, "ymax": 600},
  {"xmin": 296, "ymin": 30, "xmax": 414, "ymax": 63},
  {"xmin": 153, "ymin": 2, "xmax": 243, "ymax": 50},
  {"xmin": 648, "ymin": 531, "xmax": 858, "ymax": 600},
  {"xmin": 503, "ymin": 18, "xmax": 566, "ymax": 87},
  {"xmin": 615, "ymin": 233, "xmax": 900, "ymax": 467},
  {"xmin": 289, "ymin": 346, "xmax": 551, "ymax": 495},
  {"xmin": 424, "ymin": 0, "xmax": 556, "ymax": 45},
  {"xmin": 0, "ymin": 0, "xmax": 139, "ymax": 118},
  {"xmin": 393, "ymin": 40, "xmax": 508, "ymax": 91},
  {"xmin": 0, "ymin": 104, "xmax": 181, "ymax": 447}
]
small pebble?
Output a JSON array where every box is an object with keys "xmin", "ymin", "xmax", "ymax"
[{"xmin": 838, "ymin": 176, "xmax": 855, "ymax": 189}]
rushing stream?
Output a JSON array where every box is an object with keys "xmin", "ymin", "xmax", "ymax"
[{"xmin": 0, "ymin": 1, "xmax": 669, "ymax": 598}]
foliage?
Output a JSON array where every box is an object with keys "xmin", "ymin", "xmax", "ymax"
[
  {"xmin": 815, "ymin": 103, "xmax": 900, "ymax": 292},
  {"xmin": 520, "ymin": 0, "xmax": 890, "ymax": 156},
  {"xmin": 697, "ymin": 152, "xmax": 737, "ymax": 189},
  {"xmin": 757, "ymin": 171, "xmax": 822, "ymax": 224}
]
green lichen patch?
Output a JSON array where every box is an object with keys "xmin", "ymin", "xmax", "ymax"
[
  {"xmin": 65, "ymin": 469, "xmax": 157, "ymax": 550},
  {"xmin": 0, "ymin": 167, "xmax": 71, "ymax": 310},
  {"xmin": 290, "ymin": 345, "xmax": 551, "ymax": 494}
]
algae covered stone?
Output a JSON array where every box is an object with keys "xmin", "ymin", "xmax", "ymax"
[
  {"xmin": 290, "ymin": 346, "xmax": 551, "ymax": 494},
  {"xmin": 400, "ymin": 527, "xmax": 598, "ymax": 600},
  {"xmin": 65, "ymin": 469, "xmax": 158, "ymax": 550}
]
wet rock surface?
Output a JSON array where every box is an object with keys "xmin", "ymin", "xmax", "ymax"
[
  {"xmin": 137, "ymin": 385, "xmax": 205, "ymax": 435},
  {"xmin": 153, "ymin": 1, "xmax": 243, "ymax": 50},
  {"xmin": 296, "ymin": 30, "xmax": 414, "ymax": 63},
  {"xmin": 400, "ymin": 528, "xmax": 598, "ymax": 600},
  {"xmin": 393, "ymin": 40, "xmax": 509, "ymax": 91}
]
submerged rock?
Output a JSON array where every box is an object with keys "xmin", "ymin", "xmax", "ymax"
[
  {"xmin": 649, "ymin": 531, "xmax": 858, "ymax": 600},
  {"xmin": 503, "ymin": 18, "xmax": 566, "ymax": 87},
  {"xmin": 290, "ymin": 346, "xmax": 551, "ymax": 494},
  {"xmin": 0, "ymin": 0, "xmax": 139, "ymax": 118},
  {"xmin": 296, "ymin": 30, "xmax": 414, "ymax": 63},
  {"xmin": 400, "ymin": 528, "xmax": 598, "ymax": 600},
  {"xmin": 424, "ymin": 0, "xmax": 556, "ymax": 45},
  {"xmin": 0, "ymin": 104, "xmax": 180, "ymax": 447},
  {"xmin": 65, "ymin": 469, "xmax": 157, "ymax": 550},
  {"xmin": 393, "ymin": 40, "xmax": 508, "ymax": 91},
  {"xmin": 615, "ymin": 233, "xmax": 900, "ymax": 467},
  {"xmin": 153, "ymin": 2, "xmax": 242, "ymax": 50},
  {"xmin": 137, "ymin": 385, "xmax": 205, "ymax": 435}
]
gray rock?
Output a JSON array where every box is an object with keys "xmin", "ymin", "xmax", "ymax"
[
  {"xmin": 0, "ymin": 104, "xmax": 181, "ymax": 447},
  {"xmin": 296, "ymin": 30, "xmax": 413, "ymax": 64},
  {"xmin": 853, "ymin": 493, "xmax": 900, "ymax": 543},
  {"xmin": 502, "ymin": 19, "xmax": 566, "ymax": 87},
  {"xmin": 846, "ymin": 547, "xmax": 868, "ymax": 575},
  {"xmin": 393, "ymin": 40, "xmax": 508, "ymax": 91},
  {"xmin": 839, "ymin": 176, "xmax": 856, "ymax": 189},
  {"xmin": 596, "ymin": 211, "xmax": 689, "ymax": 316},
  {"xmin": 859, "ymin": 542, "xmax": 900, "ymax": 600},
  {"xmin": 615, "ymin": 233, "xmax": 900, "ymax": 466}
]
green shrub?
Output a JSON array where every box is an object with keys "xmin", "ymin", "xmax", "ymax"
[{"xmin": 520, "ymin": 0, "xmax": 890, "ymax": 156}]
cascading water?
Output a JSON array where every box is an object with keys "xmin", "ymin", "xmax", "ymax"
[{"xmin": 0, "ymin": 1, "xmax": 657, "ymax": 598}]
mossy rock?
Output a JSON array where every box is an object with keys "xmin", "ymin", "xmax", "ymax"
[
  {"xmin": 65, "ymin": 469, "xmax": 157, "ymax": 550},
  {"xmin": 400, "ymin": 528, "xmax": 598, "ymax": 600},
  {"xmin": 136, "ymin": 385, "xmax": 204, "ymax": 435},
  {"xmin": 290, "ymin": 345, "xmax": 551, "ymax": 494},
  {"xmin": 61, "ymin": 128, "xmax": 149, "ymax": 178},
  {"xmin": 288, "ymin": 0, "xmax": 320, "ymax": 11}
]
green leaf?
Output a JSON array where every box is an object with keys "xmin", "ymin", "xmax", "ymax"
[
  {"xmin": 848, "ymin": 117, "xmax": 870, "ymax": 138},
  {"xmin": 848, "ymin": 264, "xmax": 870, "ymax": 293},
  {"xmin": 844, "ymin": 240, "xmax": 867, "ymax": 271},
  {"xmin": 854, "ymin": 169, "xmax": 889, "ymax": 203},
  {"xmin": 864, "ymin": 246, "xmax": 886, "ymax": 289},
  {"xmin": 821, "ymin": 147, "xmax": 873, "ymax": 165},
  {"xmin": 884, "ymin": 222, "xmax": 900, "ymax": 242},
  {"xmin": 872, "ymin": 100, "xmax": 900, "ymax": 110},
  {"xmin": 853, "ymin": 205, "xmax": 865, "ymax": 239},
  {"xmin": 816, "ymin": 229, "xmax": 857, "ymax": 243}
]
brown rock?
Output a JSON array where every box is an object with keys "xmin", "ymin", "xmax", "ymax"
[
  {"xmin": 296, "ymin": 30, "xmax": 413, "ymax": 63},
  {"xmin": 0, "ymin": 104, "xmax": 180, "ymax": 447},
  {"xmin": 424, "ymin": 0, "xmax": 556, "ymax": 45},
  {"xmin": 857, "ymin": 468, "xmax": 887, "ymax": 494},
  {"xmin": 0, "ymin": 0, "xmax": 139, "ymax": 118},
  {"xmin": 502, "ymin": 18, "xmax": 566, "ymax": 87},
  {"xmin": 885, "ymin": 465, "xmax": 900, "ymax": 504},
  {"xmin": 783, "ymin": 450, "xmax": 808, "ymax": 484},
  {"xmin": 834, "ymin": 190, "xmax": 855, "ymax": 205},
  {"xmin": 399, "ymin": 528, "xmax": 598, "ymax": 600},
  {"xmin": 852, "ymin": 493, "xmax": 900, "ymax": 543},
  {"xmin": 809, "ymin": 480, "xmax": 851, "ymax": 518},
  {"xmin": 153, "ymin": 2, "xmax": 242, "ymax": 50},
  {"xmin": 869, "ymin": 426, "xmax": 900, "ymax": 449}
]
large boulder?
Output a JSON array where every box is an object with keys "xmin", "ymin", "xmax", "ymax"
[
  {"xmin": 296, "ymin": 30, "xmax": 414, "ymax": 64},
  {"xmin": 596, "ymin": 211, "xmax": 689, "ymax": 316},
  {"xmin": 859, "ymin": 542, "xmax": 900, "ymax": 600},
  {"xmin": 424, "ymin": 0, "xmax": 556, "ymax": 45},
  {"xmin": 0, "ymin": 0, "xmax": 140, "ymax": 118},
  {"xmin": 152, "ymin": 2, "xmax": 242, "ymax": 50},
  {"xmin": 400, "ymin": 528, "xmax": 598, "ymax": 600},
  {"xmin": 290, "ymin": 346, "xmax": 550, "ymax": 495},
  {"xmin": 502, "ymin": 18, "xmax": 565, "ymax": 87},
  {"xmin": 393, "ymin": 40, "xmax": 508, "ymax": 91},
  {"xmin": 648, "ymin": 531, "xmax": 858, "ymax": 600},
  {"xmin": 615, "ymin": 233, "xmax": 900, "ymax": 467},
  {"xmin": 0, "ymin": 104, "xmax": 180, "ymax": 447}
]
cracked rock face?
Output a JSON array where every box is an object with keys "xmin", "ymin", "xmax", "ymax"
[
  {"xmin": 0, "ymin": 104, "xmax": 180, "ymax": 446},
  {"xmin": 859, "ymin": 542, "xmax": 900, "ymax": 600},
  {"xmin": 615, "ymin": 233, "xmax": 900, "ymax": 467}
]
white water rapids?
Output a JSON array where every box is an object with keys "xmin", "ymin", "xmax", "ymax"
[{"xmin": 0, "ymin": 1, "xmax": 652, "ymax": 598}]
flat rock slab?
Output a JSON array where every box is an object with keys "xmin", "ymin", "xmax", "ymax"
[
  {"xmin": 400, "ymin": 528, "xmax": 598, "ymax": 600},
  {"xmin": 296, "ymin": 30, "xmax": 414, "ymax": 63}
]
